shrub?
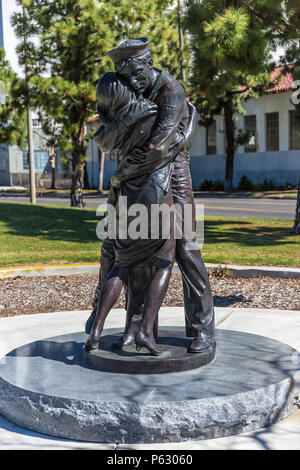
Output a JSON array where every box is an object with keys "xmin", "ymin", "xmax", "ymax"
[
  {"xmin": 200, "ymin": 179, "xmax": 224, "ymax": 191},
  {"xmin": 256, "ymin": 178, "xmax": 275, "ymax": 191},
  {"xmin": 237, "ymin": 175, "xmax": 254, "ymax": 191},
  {"xmin": 200, "ymin": 179, "xmax": 213, "ymax": 191},
  {"xmin": 283, "ymin": 181, "xmax": 294, "ymax": 190},
  {"xmin": 211, "ymin": 180, "xmax": 224, "ymax": 191}
]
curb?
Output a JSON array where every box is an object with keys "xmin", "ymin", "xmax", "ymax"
[
  {"xmin": 1, "ymin": 263, "xmax": 300, "ymax": 280},
  {"xmin": 0, "ymin": 263, "xmax": 100, "ymax": 279}
]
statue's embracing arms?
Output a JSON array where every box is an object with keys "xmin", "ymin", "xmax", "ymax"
[{"xmin": 115, "ymin": 83, "xmax": 196, "ymax": 184}]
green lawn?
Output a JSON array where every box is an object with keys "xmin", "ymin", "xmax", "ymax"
[
  {"xmin": 0, "ymin": 201, "xmax": 299, "ymax": 268},
  {"xmin": 202, "ymin": 216, "xmax": 300, "ymax": 267},
  {"xmin": 0, "ymin": 201, "xmax": 102, "ymax": 267}
]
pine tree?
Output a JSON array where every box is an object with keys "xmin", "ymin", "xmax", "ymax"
[
  {"xmin": 12, "ymin": 0, "xmax": 189, "ymax": 207},
  {"xmin": 184, "ymin": 0, "xmax": 296, "ymax": 193},
  {"xmin": 0, "ymin": 48, "xmax": 27, "ymax": 148}
]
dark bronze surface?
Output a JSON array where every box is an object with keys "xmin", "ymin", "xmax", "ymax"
[{"xmin": 84, "ymin": 329, "xmax": 216, "ymax": 374}]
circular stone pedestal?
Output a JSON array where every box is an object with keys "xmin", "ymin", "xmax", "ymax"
[
  {"xmin": 0, "ymin": 328, "xmax": 299, "ymax": 444},
  {"xmin": 84, "ymin": 330, "xmax": 216, "ymax": 374}
]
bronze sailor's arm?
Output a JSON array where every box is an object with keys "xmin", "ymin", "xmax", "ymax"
[
  {"xmin": 94, "ymin": 100, "xmax": 157, "ymax": 153},
  {"xmin": 116, "ymin": 81, "xmax": 186, "ymax": 177},
  {"xmin": 182, "ymin": 100, "xmax": 197, "ymax": 147}
]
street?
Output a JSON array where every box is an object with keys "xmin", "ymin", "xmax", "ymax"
[{"xmin": 0, "ymin": 193, "xmax": 296, "ymax": 219}]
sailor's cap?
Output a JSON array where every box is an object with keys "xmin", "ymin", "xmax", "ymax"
[{"xmin": 106, "ymin": 37, "xmax": 150, "ymax": 65}]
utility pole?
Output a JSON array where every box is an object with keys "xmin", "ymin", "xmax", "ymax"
[
  {"xmin": 26, "ymin": 107, "xmax": 36, "ymax": 202},
  {"xmin": 177, "ymin": 0, "xmax": 186, "ymax": 83},
  {"xmin": 98, "ymin": 149, "xmax": 105, "ymax": 193},
  {"xmin": 22, "ymin": 5, "xmax": 36, "ymax": 203},
  {"xmin": 50, "ymin": 145, "xmax": 56, "ymax": 190}
]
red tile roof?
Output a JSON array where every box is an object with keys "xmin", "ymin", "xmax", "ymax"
[{"xmin": 267, "ymin": 66, "xmax": 294, "ymax": 93}]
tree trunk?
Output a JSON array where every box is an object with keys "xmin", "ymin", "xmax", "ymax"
[
  {"xmin": 177, "ymin": 0, "xmax": 186, "ymax": 83},
  {"xmin": 84, "ymin": 161, "xmax": 90, "ymax": 189},
  {"xmin": 71, "ymin": 161, "xmax": 85, "ymax": 207},
  {"xmin": 70, "ymin": 127, "xmax": 85, "ymax": 207},
  {"xmin": 291, "ymin": 182, "xmax": 300, "ymax": 235},
  {"xmin": 97, "ymin": 149, "xmax": 105, "ymax": 193},
  {"xmin": 223, "ymin": 97, "xmax": 235, "ymax": 193}
]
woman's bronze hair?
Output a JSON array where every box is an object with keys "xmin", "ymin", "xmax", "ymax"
[{"xmin": 96, "ymin": 72, "xmax": 134, "ymax": 120}]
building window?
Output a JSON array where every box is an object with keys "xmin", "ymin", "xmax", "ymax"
[
  {"xmin": 23, "ymin": 152, "xmax": 29, "ymax": 170},
  {"xmin": 0, "ymin": 149, "xmax": 7, "ymax": 170},
  {"xmin": 290, "ymin": 110, "xmax": 300, "ymax": 150},
  {"xmin": 266, "ymin": 112, "xmax": 279, "ymax": 151},
  {"xmin": 206, "ymin": 121, "xmax": 217, "ymax": 155},
  {"xmin": 32, "ymin": 119, "xmax": 41, "ymax": 127},
  {"xmin": 244, "ymin": 115, "xmax": 257, "ymax": 153},
  {"xmin": 23, "ymin": 151, "xmax": 50, "ymax": 171}
]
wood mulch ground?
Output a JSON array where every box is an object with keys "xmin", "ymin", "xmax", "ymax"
[{"xmin": 0, "ymin": 272, "xmax": 299, "ymax": 317}]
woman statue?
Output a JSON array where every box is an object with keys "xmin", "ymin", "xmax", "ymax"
[{"xmin": 84, "ymin": 72, "xmax": 179, "ymax": 355}]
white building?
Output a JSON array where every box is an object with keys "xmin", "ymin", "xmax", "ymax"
[
  {"xmin": 87, "ymin": 68, "xmax": 300, "ymax": 190},
  {"xmin": 189, "ymin": 68, "xmax": 300, "ymax": 189}
]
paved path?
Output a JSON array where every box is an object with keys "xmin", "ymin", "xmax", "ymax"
[
  {"xmin": 0, "ymin": 194, "xmax": 296, "ymax": 219},
  {"xmin": 0, "ymin": 306, "xmax": 299, "ymax": 450}
]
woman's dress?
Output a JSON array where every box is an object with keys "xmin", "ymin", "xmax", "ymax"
[{"xmin": 95, "ymin": 106, "xmax": 176, "ymax": 269}]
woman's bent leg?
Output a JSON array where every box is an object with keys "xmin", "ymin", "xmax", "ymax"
[
  {"xmin": 85, "ymin": 264, "xmax": 123, "ymax": 351},
  {"xmin": 123, "ymin": 265, "xmax": 157, "ymax": 346},
  {"xmin": 136, "ymin": 263, "xmax": 173, "ymax": 355}
]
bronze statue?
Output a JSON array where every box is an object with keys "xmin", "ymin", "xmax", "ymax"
[{"xmin": 85, "ymin": 38, "xmax": 215, "ymax": 357}]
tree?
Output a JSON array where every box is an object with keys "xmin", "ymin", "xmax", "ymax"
[
  {"xmin": 279, "ymin": 1, "xmax": 300, "ymax": 235},
  {"xmin": 292, "ymin": 183, "xmax": 300, "ymax": 235},
  {"xmin": 275, "ymin": 1, "xmax": 300, "ymax": 234},
  {"xmin": 0, "ymin": 48, "xmax": 27, "ymax": 148},
  {"xmin": 12, "ymin": 0, "xmax": 190, "ymax": 207},
  {"xmin": 289, "ymin": 63, "xmax": 300, "ymax": 235},
  {"xmin": 184, "ymin": 0, "xmax": 296, "ymax": 192}
]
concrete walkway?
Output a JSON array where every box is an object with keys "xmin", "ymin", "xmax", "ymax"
[{"xmin": 0, "ymin": 306, "xmax": 299, "ymax": 450}]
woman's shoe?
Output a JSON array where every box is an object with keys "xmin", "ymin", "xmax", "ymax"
[
  {"xmin": 111, "ymin": 332, "xmax": 135, "ymax": 350},
  {"xmin": 84, "ymin": 335, "xmax": 100, "ymax": 352},
  {"xmin": 135, "ymin": 332, "xmax": 161, "ymax": 356},
  {"xmin": 122, "ymin": 331, "xmax": 136, "ymax": 347}
]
